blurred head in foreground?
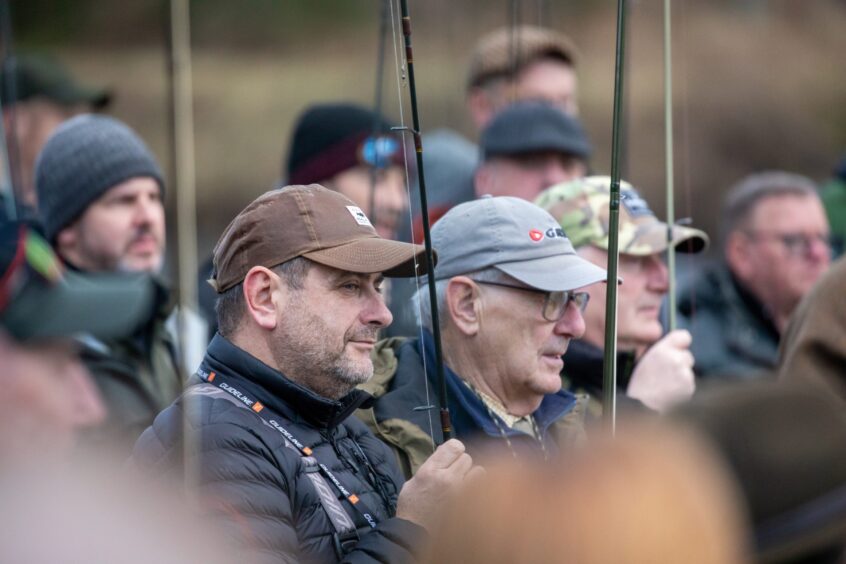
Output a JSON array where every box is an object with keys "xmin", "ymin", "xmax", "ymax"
[
  {"xmin": 0, "ymin": 220, "xmax": 152, "ymax": 460},
  {"xmin": 422, "ymin": 421, "xmax": 748, "ymax": 564}
]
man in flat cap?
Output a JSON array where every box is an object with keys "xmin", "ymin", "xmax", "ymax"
[
  {"xmin": 360, "ymin": 196, "xmax": 607, "ymax": 477},
  {"xmin": 132, "ymin": 184, "xmax": 480, "ymax": 563},
  {"xmin": 537, "ymin": 176, "xmax": 708, "ymax": 416},
  {"xmin": 474, "ymin": 100, "xmax": 591, "ymax": 202}
]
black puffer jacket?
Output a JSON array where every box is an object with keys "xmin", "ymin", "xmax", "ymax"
[{"xmin": 130, "ymin": 335, "xmax": 423, "ymax": 564}]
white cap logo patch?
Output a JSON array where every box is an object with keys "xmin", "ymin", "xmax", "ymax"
[{"xmin": 346, "ymin": 206, "xmax": 373, "ymax": 227}]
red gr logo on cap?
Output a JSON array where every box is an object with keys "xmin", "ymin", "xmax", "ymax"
[{"xmin": 529, "ymin": 229, "xmax": 544, "ymax": 242}]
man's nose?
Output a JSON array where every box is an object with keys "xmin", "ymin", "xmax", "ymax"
[
  {"xmin": 134, "ymin": 193, "xmax": 162, "ymax": 225},
  {"xmin": 376, "ymin": 176, "xmax": 406, "ymax": 217},
  {"xmin": 555, "ymin": 301, "xmax": 585, "ymax": 339},
  {"xmin": 646, "ymin": 254, "xmax": 670, "ymax": 292},
  {"xmin": 362, "ymin": 290, "xmax": 393, "ymax": 328}
]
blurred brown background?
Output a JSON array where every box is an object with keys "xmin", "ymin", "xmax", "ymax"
[{"xmin": 10, "ymin": 0, "xmax": 846, "ymax": 275}]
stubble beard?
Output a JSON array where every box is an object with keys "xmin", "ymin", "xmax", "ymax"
[
  {"xmin": 273, "ymin": 304, "xmax": 376, "ymax": 400},
  {"xmin": 79, "ymin": 225, "xmax": 163, "ymax": 274}
]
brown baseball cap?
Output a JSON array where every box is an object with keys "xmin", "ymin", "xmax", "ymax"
[
  {"xmin": 210, "ymin": 184, "xmax": 429, "ymax": 293},
  {"xmin": 467, "ymin": 25, "xmax": 579, "ymax": 90}
]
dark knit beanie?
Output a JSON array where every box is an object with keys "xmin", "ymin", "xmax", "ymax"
[
  {"xmin": 35, "ymin": 114, "xmax": 165, "ymax": 242},
  {"xmin": 285, "ymin": 102, "xmax": 394, "ymax": 185}
]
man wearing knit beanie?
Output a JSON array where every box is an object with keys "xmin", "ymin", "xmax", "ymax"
[
  {"xmin": 284, "ymin": 102, "xmax": 406, "ymax": 239},
  {"xmin": 34, "ymin": 114, "xmax": 182, "ymax": 458},
  {"xmin": 37, "ymin": 114, "xmax": 166, "ymax": 273}
]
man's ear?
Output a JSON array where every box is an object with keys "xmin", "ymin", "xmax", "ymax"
[
  {"xmin": 474, "ymin": 164, "xmax": 493, "ymax": 198},
  {"xmin": 55, "ymin": 223, "xmax": 78, "ymax": 257},
  {"xmin": 725, "ymin": 231, "xmax": 753, "ymax": 283},
  {"xmin": 466, "ymin": 87, "xmax": 495, "ymax": 131},
  {"xmin": 243, "ymin": 266, "xmax": 283, "ymax": 331},
  {"xmin": 445, "ymin": 276, "xmax": 482, "ymax": 337}
]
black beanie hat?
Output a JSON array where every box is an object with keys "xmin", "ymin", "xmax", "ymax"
[
  {"xmin": 35, "ymin": 114, "xmax": 165, "ymax": 242},
  {"xmin": 285, "ymin": 102, "xmax": 393, "ymax": 185}
]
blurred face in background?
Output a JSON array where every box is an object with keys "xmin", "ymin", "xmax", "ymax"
[
  {"xmin": 577, "ymin": 246, "xmax": 669, "ymax": 352},
  {"xmin": 514, "ymin": 58, "xmax": 579, "ymax": 116},
  {"xmin": 474, "ymin": 152, "xmax": 587, "ymax": 202},
  {"xmin": 468, "ymin": 57, "xmax": 579, "ymax": 130},
  {"xmin": 0, "ymin": 333, "xmax": 105, "ymax": 460},
  {"xmin": 328, "ymin": 164, "xmax": 406, "ymax": 239},
  {"xmin": 726, "ymin": 193, "xmax": 830, "ymax": 329}
]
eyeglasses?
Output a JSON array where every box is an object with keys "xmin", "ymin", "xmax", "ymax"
[
  {"xmin": 359, "ymin": 136, "xmax": 401, "ymax": 169},
  {"xmin": 471, "ymin": 279, "xmax": 590, "ymax": 322},
  {"xmin": 745, "ymin": 231, "xmax": 831, "ymax": 257}
]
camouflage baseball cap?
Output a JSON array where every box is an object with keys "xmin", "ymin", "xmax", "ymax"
[{"xmin": 535, "ymin": 176, "xmax": 709, "ymax": 255}]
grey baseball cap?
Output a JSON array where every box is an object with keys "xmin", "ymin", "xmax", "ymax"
[
  {"xmin": 431, "ymin": 196, "xmax": 607, "ymax": 291},
  {"xmin": 480, "ymin": 100, "xmax": 592, "ymax": 161}
]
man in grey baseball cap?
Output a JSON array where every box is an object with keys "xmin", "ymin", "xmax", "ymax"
[{"xmin": 358, "ymin": 196, "xmax": 606, "ymax": 476}]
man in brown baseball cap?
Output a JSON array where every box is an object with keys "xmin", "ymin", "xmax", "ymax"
[{"xmin": 132, "ymin": 184, "xmax": 482, "ymax": 563}]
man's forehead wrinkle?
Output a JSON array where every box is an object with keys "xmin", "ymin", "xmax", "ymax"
[{"xmin": 322, "ymin": 266, "xmax": 381, "ymax": 284}]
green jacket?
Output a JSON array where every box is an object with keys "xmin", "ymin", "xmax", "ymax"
[
  {"xmin": 78, "ymin": 278, "xmax": 183, "ymax": 457},
  {"xmin": 357, "ymin": 337, "xmax": 587, "ymax": 479}
]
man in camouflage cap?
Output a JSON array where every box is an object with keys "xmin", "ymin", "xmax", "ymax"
[{"xmin": 536, "ymin": 176, "xmax": 709, "ymax": 415}]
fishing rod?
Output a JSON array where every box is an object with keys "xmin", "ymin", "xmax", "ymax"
[
  {"xmin": 602, "ymin": 0, "xmax": 629, "ymax": 433},
  {"xmin": 397, "ymin": 0, "xmax": 451, "ymax": 442},
  {"xmin": 663, "ymin": 0, "xmax": 678, "ymax": 332},
  {"xmin": 0, "ymin": 0, "xmax": 18, "ymax": 220},
  {"xmin": 368, "ymin": 0, "xmax": 390, "ymax": 229},
  {"xmin": 167, "ymin": 0, "xmax": 202, "ymax": 500}
]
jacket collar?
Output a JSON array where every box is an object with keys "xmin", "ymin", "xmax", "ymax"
[
  {"xmin": 202, "ymin": 334, "xmax": 373, "ymax": 430},
  {"xmin": 682, "ymin": 265, "xmax": 780, "ymax": 366},
  {"xmin": 728, "ymin": 269, "xmax": 781, "ymax": 342},
  {"xmin": 563, "ymin": 339, "xmax": 638, "ymax": 393}
]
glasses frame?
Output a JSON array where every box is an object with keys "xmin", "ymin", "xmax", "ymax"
[
  {"xmin": 470, "ymin": 279, "xmax": 590, "ymax": 322},
  {"xmin": 744, "ymin": 230, "xmax": 832, "ymax": 257}
]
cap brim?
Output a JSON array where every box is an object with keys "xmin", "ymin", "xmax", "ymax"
[
  {"xmin": 2, "ymin": 271, "xmax": 154, "ymax": 341},
  {"xmin": 303, "ymin": 237, "xmax": 432, "ymax": 278},
  {"xmin": 54, "ymin": 85, "xmax": 112, "ymax": 110},
  {"xmin": 495, "ymin": 253, "xmax": 608, "ymax": 292},
  {"xmin": 620, "ymin": 223, "xmax": 709, "ymax": 255}
]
